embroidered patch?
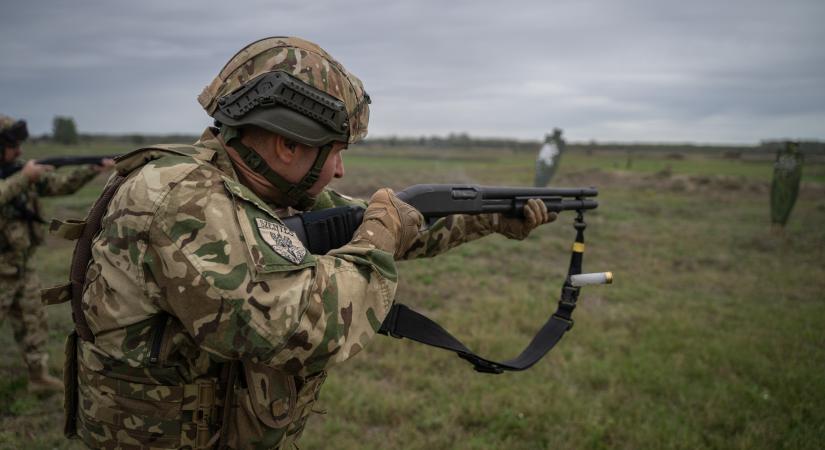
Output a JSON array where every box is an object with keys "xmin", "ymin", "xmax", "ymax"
[{"xmin": 255, "ymin": 218, "xmax": 307, "ymax": 264}]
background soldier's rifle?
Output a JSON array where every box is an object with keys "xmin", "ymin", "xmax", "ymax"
[
  {"xmin": 1, "ymin": 155, "xmax": 117, "ymax": 229},
  {"xmin": 0, "ymin": 155, "xmax": 117, "ymax": 179},
  {"xmin": 282, "ymin": 184, "xmax": 612, "ymax": 374}
]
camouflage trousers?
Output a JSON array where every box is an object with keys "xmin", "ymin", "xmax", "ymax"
[{"xmin": 0, "ymin": 268, "xmax": 49, "ymax": 371}]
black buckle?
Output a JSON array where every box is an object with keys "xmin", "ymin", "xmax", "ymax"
[
  {"xmin": 283, "ymin": 185, "xmax": 304, "ymax": 200},
  {"xmin": 552, "ymin": 314, "xmax": 575, "ymax": 331},
  {"xmin": 558, "ymin": 299, "xmax": 577, "ymax": 312},
  {"xmin": 556, "ymin": 286, "xmax": 579, "ymax": 315},
  {"xmin": 458, "ymin": 354, "xmax": 504, "ymax": 374},
  {"xmin": 561, "ymin": 285, "xmax": 579, "ymax": 301},
  {"xmin": 243, "ymin": 152, "xmax": 263, "ymax": 170}
]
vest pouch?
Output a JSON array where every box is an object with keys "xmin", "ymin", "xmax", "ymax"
[
  {"xmin": 285, "ymin": 371, "xmax": 328, "ymax": 442},
  {"xmin": 224, "ymin": 362, "xmax": 297, "ymax": 448},
  {"xmin": 63, "ymin": 331, "xmax": 79, "ymax": 438}
]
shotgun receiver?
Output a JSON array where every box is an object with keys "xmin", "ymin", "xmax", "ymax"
[{"xmin": 282, "ymin": 184, "xmax": 598, "ymax": 255}]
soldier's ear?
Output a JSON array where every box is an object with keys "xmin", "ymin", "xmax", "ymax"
[{"xmin": 273, "ymin": 135, "xmax": 298, "ymax": 164}]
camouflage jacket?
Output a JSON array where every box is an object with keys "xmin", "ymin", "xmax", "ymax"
[
  {"xmin": 0, "ymin": 165, "xmax": 98, "ymax": 274},
  {"xmin": 65, "ymin": 128, "xmax": 501, "ymax": 448}
]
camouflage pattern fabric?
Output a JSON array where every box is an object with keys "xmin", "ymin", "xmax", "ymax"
[
  {"xmin": 198, "ymin": 36, "xmax": 370, "ymax": 145},
  {"xmin": 0, "ymin": 113, "xmax": 18, "ymax": 143},
  {"xmin": 67, "ymin": 127, "xmax": 503, "ymax": 449},
  {"xmin": 0, "ymin": 162, "xmax": 99, "ymax": 371},
  {"xmin": 0, "ymin": 172, "xmax": 31, "ymax": 208},
  {"xmin": 0, "ymin": 114, "xmax": 14, "ymax": 129},
  {"xmin": 0, "ymin": 268, "xmax": 49, "ymax": 370}
]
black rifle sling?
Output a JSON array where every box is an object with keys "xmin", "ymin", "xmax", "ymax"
[{"xmin": 379, "ymin": 211, "xmax": 588, "ymax": 374}]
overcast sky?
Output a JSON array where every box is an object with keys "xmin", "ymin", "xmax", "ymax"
[{"xmin": 1, "ymin": 0, "xmax": 823, "ymax": 144}]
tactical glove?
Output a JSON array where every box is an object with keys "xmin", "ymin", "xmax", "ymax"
[
  {"xmin": 490, "ymin": 198, "xmax": 556, "ymax": 240},
  {"xmin": 352, "ymin": 188, "xmax": 423, "ymax": 258}
]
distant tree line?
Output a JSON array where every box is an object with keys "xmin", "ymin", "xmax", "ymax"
[
  {"xmin": 360, "ymin": 134, "xmax": 825, "ymax": 155},
  {"xmin": 359, "ymin": 133, "xmax": 541, "ymax": 152},
  {"xmin": 30, "ymin": 115, "xmax": 825, "ymax": 155}
]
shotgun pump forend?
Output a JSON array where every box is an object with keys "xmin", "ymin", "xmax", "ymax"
[
  {"xmin": 283, "ymin": 184, "xmax": 598, "ymax": 254},
  {"xmin": 396, "ymin": 184, "xmax": 597, "ymax": 216}
]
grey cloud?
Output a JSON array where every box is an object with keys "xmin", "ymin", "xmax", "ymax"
[{"xmin": 1, "ymin": 0, "xmax": 823, "ymax": 142}]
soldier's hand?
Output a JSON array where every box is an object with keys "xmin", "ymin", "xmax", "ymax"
[
  {"xmin": 352, "ymin": 188, "xmax": 423, "ymax": 258},
  {"xmin": 21, "ymin": 160, "xmax": 54, "ymax": 182},
  {"xmin": 493, "ymin": 198, "xmax": 556, "ymax": 240},
  {"xmin": 93, "ymin": 158, "xmax": 116, "ymax": 172}
]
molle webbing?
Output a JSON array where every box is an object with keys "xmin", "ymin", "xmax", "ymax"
[
  {"xmin": 77, "ymin": 361, "xmax": 221, "ymax": 449},
  {"xmin": 70, "ymin": 174, "xmax": 126, "ymax": 342}
]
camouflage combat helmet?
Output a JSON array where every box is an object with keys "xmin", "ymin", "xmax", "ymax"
[
  {"xmin": 197, "ymin": 36, "xmax": 371, "ymax": 208},
  {"xmin": 198, "ymin": 36, "xmax": 370, "ymax": 147},
  {"xmin": 0, "ymin": 114, "xmax": 29, "ymax": 150}
]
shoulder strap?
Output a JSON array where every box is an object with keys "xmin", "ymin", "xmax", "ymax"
[
  {"xmin": 378, "ymin": 295, "xmax": 577, "ymax": 374},
  {"xmin": 113, "ymin": 143, "xmax": 216, "ymax": 176},
  {"xmin": 69, "ymin": 175, "xmax": 127, "ymax": 342},
  {"xmin": 379, "ymin": 212, "xmax": 588, "ymax": 374}
]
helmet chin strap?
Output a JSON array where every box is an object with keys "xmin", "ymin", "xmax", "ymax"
[{"xmin": 221, "ymin": 125, "xmax": 333, "ymax": 210}]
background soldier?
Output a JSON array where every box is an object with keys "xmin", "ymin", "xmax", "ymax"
[
  {"xmin": 534, "ymin": 127, "xmax": 567, "ymax": 187},
  {"xmin": 52, "ymin": 36, "xmax": 555, "ymax": 449},
  {"xmin": 0, "ymin": 114, "xmax": 112, "ymax": 392},
  {"xmin": 770, "ymin": 140, "xmax": 804, "ymax": 231}
]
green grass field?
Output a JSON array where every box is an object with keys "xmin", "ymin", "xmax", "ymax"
[{"xmin": 1, "ymin": 142, "xmax": 824, "ymax": 449}]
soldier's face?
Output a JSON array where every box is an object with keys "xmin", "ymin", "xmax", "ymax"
[
  {"xmin": 292, "ymin": 142, "xmax": 347, "ymax": 195},
  {"xmin": 2, "ymin": 145, "xmax": 20, "ymax": 163}
]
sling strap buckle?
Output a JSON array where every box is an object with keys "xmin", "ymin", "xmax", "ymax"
[
  {"xmin": 551, "ymin": 314, "xmax": 575, "ymax": 331},
  {"xmin": 458, "ymin": 354, "xmax": 504, "ymax": 374}
]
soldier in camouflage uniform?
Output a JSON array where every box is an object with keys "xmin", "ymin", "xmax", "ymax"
[
  {"xmin": 45, "ymin": 37, "xmax": 554, "ymax": 449},
  {"xmin": 534, "ymin": 128, "xmax": 566, "ymax": 187},
  {"xmin": 0, "ymin": 114, "xmax": 112, "ymax": 393}
]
